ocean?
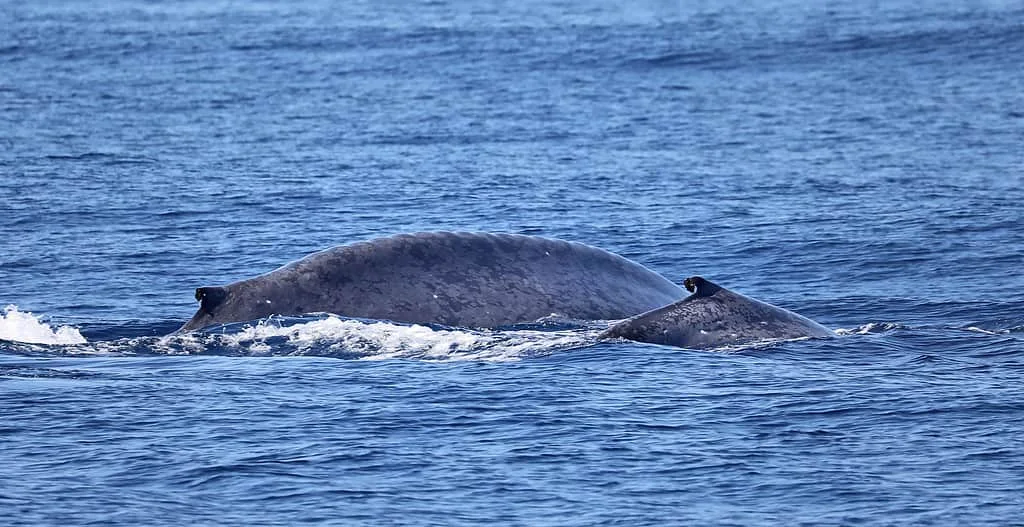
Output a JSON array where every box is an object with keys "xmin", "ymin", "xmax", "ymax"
[{"xmin": 2, "ymin": 0, "xmax": 1023, "ymax": 524}]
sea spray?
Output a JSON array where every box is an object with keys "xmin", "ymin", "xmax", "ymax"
[{"xmin": 0, "ymin": 305, "xmax": 87, "ymax": 345}]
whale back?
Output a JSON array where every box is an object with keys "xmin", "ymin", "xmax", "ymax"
[
  {"xmin": 180, "ymin": 232, "xmax": 685, "ymax": 332},
  {"xmin": 600, "ymin": 276, "xmax": 834, "ymax": 349}
]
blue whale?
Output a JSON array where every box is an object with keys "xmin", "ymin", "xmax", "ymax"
[{"xmin": 180, "ymin": 232, "xmax": 833, "ymax": 349}]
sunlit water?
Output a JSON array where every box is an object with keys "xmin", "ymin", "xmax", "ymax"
[{"xmin": 2, "ymin": 0, "xmax": 1022, "ymax": 524}]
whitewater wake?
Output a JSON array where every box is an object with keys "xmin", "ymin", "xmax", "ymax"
[
  {"xmin": 0, "ymin": 313, "xmax": 598, "ymax": 361},
  {"xmin": 0, "ymin": 305, "xmax": 88, "ymax": 345},
  {"xmin": 6, "ymin": 313, "xmax": 991, "ymax": 361},
  {"xmin": 178, "ymin": 317, "xmax": 598, "ymax": 361}
]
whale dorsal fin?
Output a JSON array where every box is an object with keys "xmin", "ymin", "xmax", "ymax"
[
  {"xmin": 683, "ymin": 276, "xmax": 721, "ymax": 296},
  {"xmin": 195, "ymin": 286, "xmax": 228, "ymax": 315},
  {"xmin": 601, "ymin": 277, "xmax": 833, "ymax": 348}
]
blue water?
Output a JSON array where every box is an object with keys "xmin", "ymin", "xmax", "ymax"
[{"xmin": 2, "ymin": 0, "xmax": 1023, "ymax": 524}]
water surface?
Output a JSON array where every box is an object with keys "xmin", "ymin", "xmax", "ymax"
[{"xmin": 2, "ymin": 0, "xmax": 1023, "ymax": 524}]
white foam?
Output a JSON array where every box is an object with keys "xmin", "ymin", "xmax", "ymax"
[
  {"xmin": 0, "ymin": 305, "xmax": 88, "ymax": 345},
  {"xmin": 212, "ymin": 316, "xmax": 593, "ymax": 361},
  {"xmin": 834, "ymin": 322, "xmax": 903, "ymax": 335},
  {"xmin": 963, "ymin": 326, "xmax": 1008, "ymax": 335}
]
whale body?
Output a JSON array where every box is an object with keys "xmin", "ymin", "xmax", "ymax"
[
  {"xmin": 600, "ymin": 276, "xmax": 834, "ymax": 348},
  {"xmin": 180, "ymin": 232, "xmax": 833, "ymax": 349},
  {"xmin": 180, "ymin": 232, "xmax": 685, "ymax": 333}
]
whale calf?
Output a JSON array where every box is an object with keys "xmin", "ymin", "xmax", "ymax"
[
  {"xmin": 180, "ymin": 232, "xmax": 833, "ymax": 349},
  {"xmin": 600, "ymin": 276, "xmax": 834, "ymax": 348}
]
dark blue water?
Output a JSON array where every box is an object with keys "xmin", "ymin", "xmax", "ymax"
[{"xmin": 2, "ymin": 0, "xmax": 1023, "ymax": 524}]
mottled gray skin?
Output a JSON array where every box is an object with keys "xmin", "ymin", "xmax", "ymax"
[
  {"xmin": 601, "ymin": 276, "xmax": 834, "ymax": 348},
  {"xmin": 180, "ymin": 233, "xmax": 834, "ymax": 349},
  {"xmin": 180, "ymin": 232, "xmax": 686, "ymax": 332}
]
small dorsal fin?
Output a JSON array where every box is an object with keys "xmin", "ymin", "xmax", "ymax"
[
  {"xmin": 683, "ymin": 276, "xmax": 721, "ymax": 296},
  {"xmin": 195, "ymin": 286, "xmax": 228, "ymax": 315}
]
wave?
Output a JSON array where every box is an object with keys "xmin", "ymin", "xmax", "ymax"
[
  {"xmin": 3, "ymin": 312, "xmax": 829, "ymax": 360},
  {"xmin": 10, "ymin": 313, "xmax": 1008, "ymax": 361},
  {"xmin": 0, "ymin": 314, "xmax": 954, "ymax": 360},
  {"xmin": 834, "ymin": 322, "xmax": 905, "ymax": 335},
  {"xmin": 0, "ymin": 315, "xmax": 597, "ymax": 362},
  {"xmin": 192, "ymin": 316, "xmax": 596, "ymax": 361},
  {"xmin": 0, "ymin": 305, "xmax": 87, "ymax": 345}
]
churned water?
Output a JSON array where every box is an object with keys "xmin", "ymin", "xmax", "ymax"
[{"xmin": 2, "ymin": 0, "xmax": 1023, "ymax": 524}]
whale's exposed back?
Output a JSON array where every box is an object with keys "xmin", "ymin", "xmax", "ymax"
[
  {"xmin": 180, "ymin": 232, "xmax": 833, "ymax": 349},
  {"xmin": 180, "ymin": 232, "xmax": 685, "ymax": 333},
  {"xmin": 600, "ymin": 276, "xmax": 834, "ymax": 348}
]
